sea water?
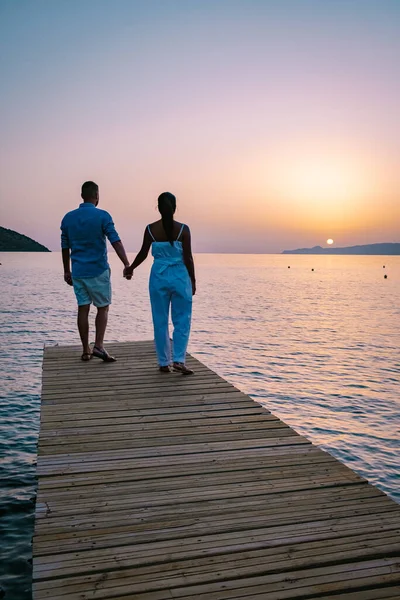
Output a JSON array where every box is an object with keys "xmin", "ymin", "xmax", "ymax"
[{"xmin": 1, "ymin": 252, "xmax": 399, "ymax": 599}]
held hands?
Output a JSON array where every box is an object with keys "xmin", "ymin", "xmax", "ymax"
[
  {"xmin": 124, "ymin": 265, "xmax": 134, "ymax": 280},
  {"xmin": 64, "ymin": 271, "xmax": 73, "ymax": 286}
]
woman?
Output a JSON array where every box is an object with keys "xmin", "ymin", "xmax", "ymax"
[{"xmin": 124, "ymin": 192, "xmax": 196, "ymax": 374}]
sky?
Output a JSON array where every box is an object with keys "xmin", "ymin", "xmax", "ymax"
[{"xmin": 0, "ymin": 0, "xmax": 399, "ymax": 253}]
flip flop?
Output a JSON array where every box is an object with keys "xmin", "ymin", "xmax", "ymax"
[
  {"xmin": 92, "ymin": 346, "xmax": 117, "ymax": 362},
  {"xmin": 173, "ymin": 362, "xmax": 194, "ymax": 375},
  {"xmin": 81, "ymin": 352, "xmax": 92, "ymax": 362}
]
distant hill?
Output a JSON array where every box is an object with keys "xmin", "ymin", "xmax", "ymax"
[
  {"xmin": 0, "ymin": 226, "xmax": 50, "ymax": 252},
  {"xmin": 282, "ymin": 243, "xmax": 400, "ymax": 255}
]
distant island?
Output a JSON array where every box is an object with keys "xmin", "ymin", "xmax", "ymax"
[
  {"xmin": 0, "ymin": 226, "xmax": 51, "ymax": 252},
  {"xmin": 282, "ymin": 243, "xmax": 400, "ymax": 255}
]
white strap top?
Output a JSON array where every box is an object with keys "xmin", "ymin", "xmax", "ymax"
[{"xmin": 148, "ymin": 223, "xmax": 185, "ymax": 242}]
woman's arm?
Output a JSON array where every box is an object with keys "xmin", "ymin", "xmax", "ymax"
[
  {"xmin": 124, "ymin": 228, "xmax": 152, "ymax": 279},
  {"xmin": 182, "ymin": 225, "xmax": 196, "ymax": 295}
]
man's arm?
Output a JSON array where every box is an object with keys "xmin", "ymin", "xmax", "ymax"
[
  {"xmin": 182, "ymin": 225, "xmax": 196, "ymax": 295},
  {"xmin": 61, "ymin": 219, "xmax": 72, "ymax": 285},
  {"xmin": 112, "ymin": 240, "xmax": 130, "ymax": 268},
  {"xmin": 103, "ymin": 213, "xmax": 130, "ymax": 268},
  {"xmin": 124, "ymin": 228, "xmax": 152, "ymax": 279},
  {"xmin": 62, "ymin": 248, "xmax": 72, "ymax": 285}
]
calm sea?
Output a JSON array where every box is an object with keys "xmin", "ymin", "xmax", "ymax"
[{"xmin": 1, "ymin": 252, "xmax": 399, "ymax": 599}]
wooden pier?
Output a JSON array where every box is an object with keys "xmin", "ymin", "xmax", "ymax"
[{"xmin": 33, "ymin": 341, "xmax": 400, "ymax": 599}]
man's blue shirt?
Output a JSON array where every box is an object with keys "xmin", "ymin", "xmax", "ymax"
[{"xmin": 61, "ymin": 203, "xmax": 120, "ymax": 278}]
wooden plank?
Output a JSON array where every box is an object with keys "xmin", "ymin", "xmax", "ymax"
[
  {"xmin": 35, "ymin": 484, "xmax": 380, "ymax": 519},
  {"xmin": 37, "ymin": 436, "xmax": 312, "ymax": 468},
  {"xmin": 37, "ymin": 425, "xmax": 294, "ymax": 451},
  {"xmin": 33, "ymin": 500, "xmax": 399, "ymax": 553},
  {"xmin": 40, "ymin": 373, "xmax": 222, "ymax": 391},
  {"xmin": 33, "ymin": 557, "xmax": 400, "ymax": 599},
  {"xmin": 40, "ymin": 388, "xmax": 258, "ymax": 403},
  {"xmin": 160, "ymin": 559, "xmax": 400, "ymax": 599},
  {"xmin": 33, "ymin": 504, "xmax": 400, "ymax": 553},
  {"xmin": 32, "ymin": 519, "xmax": 400, "ymax": 579},
  {"xmin": 36, "ymin": 459, "xmax": 343, "ymax": 494},
  {"xmin": 36, "ymin": 463, "xmax": 362, "ymax": 503},
  {"xmin": 38, "ymin": 429, "xmax": 299, "ymax": 455},
  {"xmin": 39, "ymin": 401, "xmax": 264, "ymax": 421},
  {"xmin": 36, "ymin": 445, "xmax": 322, "ymax": 477},
  {"xmin": 32, "ymin": 533, "xmax": 400, "ymax": 593},
  {"xmin": 33, "ymin": 509, "xmax": 400, "ymax": 567},
  {"xmin": 34, "ymin": 491, "xmax": 387, "ymax": 536},
  {"xmin": 41, "ymin": 364, "xmax": 219, "ymax": 377},
  {"xmin": 32, "ymin": 341, "xmax": 400, "ymax": 600},
  {"xmin": 40, "ymin": 391, "xmax": 252, "ymax": 412},
  {"xmin": 35, "ymin": 452, "xmax": 342, "ymax": 489},
  {"xmin": 34, "ymin": 487, "xmax": 385, "ymax": 525},
  {"xmin": 35, "ymin": 480, "xmax": 370, "ymax": 524},
  {"xmin": 37, "ymin": 413, "xmax": 279, "ymax": 435},
  {"xmin": 38, "ymin": 410, "xmax": 271, "ymax": 431},
  {"xmin": 37, "ymin": 420, "xmax": 288, "ymax": 444},
  {"xmin": 36, "ymin": 474, "xmax": 366, "ymax": 517}
]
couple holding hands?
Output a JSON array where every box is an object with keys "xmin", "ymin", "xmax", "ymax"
[{"xmin": 61, "ymin": 181, "xmax": 196, "ymax": 375}]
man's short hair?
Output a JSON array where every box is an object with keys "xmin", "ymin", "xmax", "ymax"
[{"xmin": 81, "ymin": 181, "xmax": 98, "ymax": 201}]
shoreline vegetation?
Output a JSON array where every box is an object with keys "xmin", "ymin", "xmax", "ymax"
[
  {"xmin": 282, "ymin": 242, "xmax": 400, "ymax": 255},
  {"xmin": 0, "ymin": 226, "xmax": 50, "ymax": 252}
]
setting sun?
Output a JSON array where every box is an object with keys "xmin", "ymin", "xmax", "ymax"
[{"xmin": 327, "ymin": 239, "xmax": 334, "ymax": 245}]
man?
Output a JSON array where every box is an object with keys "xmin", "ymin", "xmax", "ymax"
[{"xmin": 61, "ymin": 181, "xmax": 130, "ymax": 362}]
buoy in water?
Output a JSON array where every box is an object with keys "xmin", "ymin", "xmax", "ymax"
[
  {"xmin": 384, "ymin": 274, "xmax": 388, "ymax": 279},
  {"xmin": 383, "ymin": 265, "xmax": 385, "ymax": 268},
  {"xmin": 311, "ymin": 268, "xmax": 314, "ymax": 271},
  {"xmin": 288, "ymin": 266, "xmax": 290, "ymax": 269}
]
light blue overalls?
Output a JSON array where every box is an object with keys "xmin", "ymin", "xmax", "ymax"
[{"xmin": 148, "ymin": 224, "xmax": 193, "ymax": 366}]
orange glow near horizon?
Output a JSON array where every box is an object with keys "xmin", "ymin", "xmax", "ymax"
[{"xmin": 227, "ymin": 136, "xmax": 399, "ymax": 249}]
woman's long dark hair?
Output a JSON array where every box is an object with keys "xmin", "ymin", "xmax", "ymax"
[{"xmin": 158, "ymin": 192, "xmax": 176, "ymax": 245}]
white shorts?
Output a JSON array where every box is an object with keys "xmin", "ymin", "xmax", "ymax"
[{"xmin": 72, "ymin": 269, "xmax": 111, "ymax": 307}]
